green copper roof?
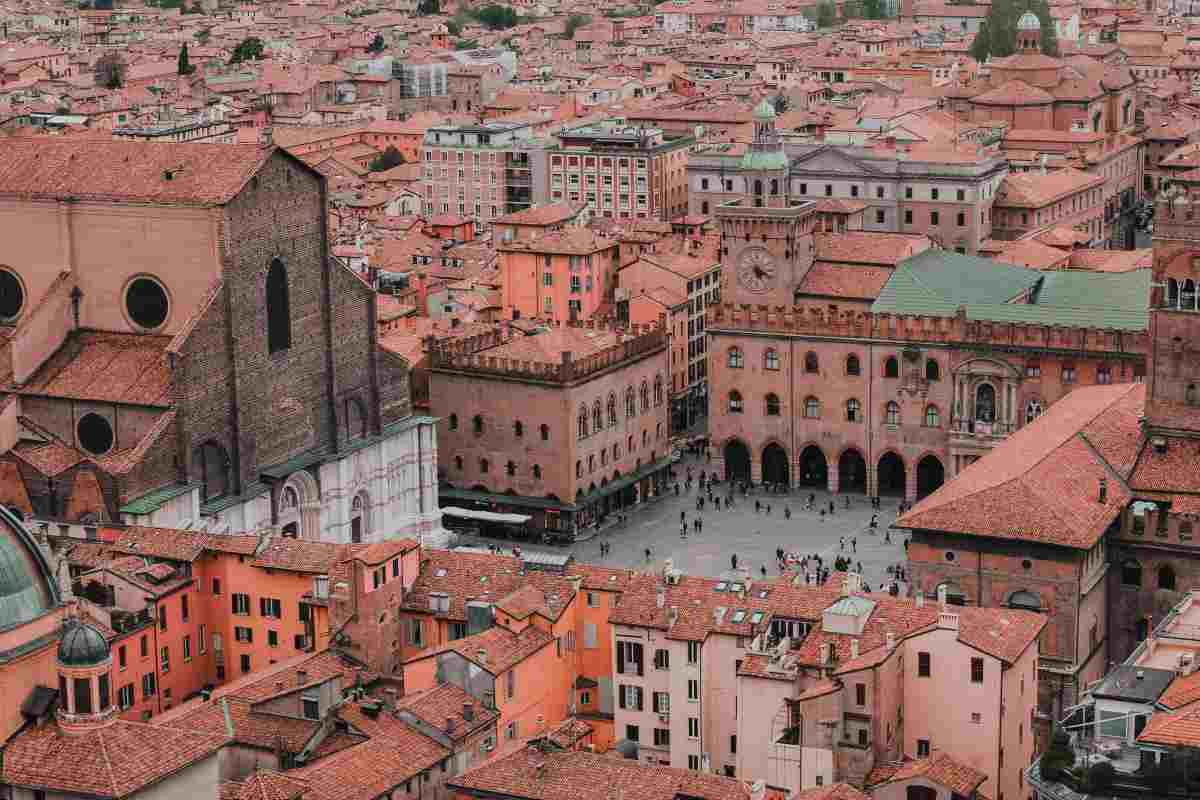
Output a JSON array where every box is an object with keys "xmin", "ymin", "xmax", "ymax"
[
  {"xmin": 753, "ymin": 99, "xmax": 777, "ymax": 121},
  {"xmin": 871, "ymin": 250, "xmax": 1149, "ymax": 331},
  {"xmin": 740, "ymin": 149, "xmax": 789, "ymax": 171}
]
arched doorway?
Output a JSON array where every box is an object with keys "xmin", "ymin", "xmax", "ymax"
[
  {"xmin": 798, "ymin": 445, "xmax": 828, "ymax": 488},
  {"xmin": 878, "ymin": 452, "xmax": 906, "ymax": 496},
  {"xmin": 762, "ymin": 443, "xmax": 789, "ymax": 487},
  {"xmin": 724, "ymin": 440, "xmax": 751, "ymax": 483},
  {"xmin": 916, "ymin": 455, "xmax": 945, "ymax": 499},
  {"xmin": 839, "ymin": 449, "xmax": 866, "ymax": 493}
]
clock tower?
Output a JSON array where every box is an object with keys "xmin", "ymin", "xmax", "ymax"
[{"xmin": 716, "ymin": 101, "xmax": 817, "ymax": 306}]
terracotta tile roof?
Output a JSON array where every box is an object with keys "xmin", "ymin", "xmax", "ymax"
[
  {"xmin": 1137, "ymin": 702, "xmax": 1200, "ymax": 747},
  {"xmin": 164, "ymin": 695, "xmax": 323, "ymax": 752},
  {"xmin": 0, "ymin": 458, "xmax": 33, "ymax": 515},
  {"xmin": 797, "ymin": 263, "xmax": 894, "ymax": 300},
  {"xmin": 9, "ymin": 439, "xmax": 85, "ymax": 477},
  {"xmin": 495, "ymin": 584, "xmax": 554, "ymax": 619},
  {"xmin": 971, "ymin": 79, "xmax": 1055, "ymax": 106},
  {"xmin": 996, "ymin": 167, "xmax": 1103, "ymax": 208},
  {"xmin": 0, "ymin": 138, "xmax": 270, "ymax": 206},
  {"xmin": 498, "ymin": 229, "xmax": 616, "ymax": 255},
  {"xmin": 993, "ymin": 238, "xmax": 1070, "ymax": 270},
  {"xmin": 411, "ymin": 624, "xmax": 555, "ymax": 674},
  {"xmin": 449, "ymin": 746, "xmax": 751, "ymax": 800},
  {"xmin": 349, "ymin": 538, "xmax": 419, "ymax": 566},
  {"xmin": 234, "ymin": 770, "xmax": 309, "ymax": 800},
  {"xmin": 875, "ymin": 752, "xmax": 988, "ymax": 795},
  {"xmin": 0, "ymin": 719, "xmax": 227, "ymax": 798},
  {"xmin": 813, "ymin": 232, "xmax": 932, "ymax": 266},
  {"xmin": 476, "ymin": 327, "xmax": 636, "ymax": 367},
  {"xmin": 567, "ymin": 563, "xmax": 636, "ymax": 593},
  {"xmin": 252, "ymin": 537, "xmax": 343, "ymax": 574},
  {"xmin": 794, "ymin": 784, "xmax": 871, "ymax": 800},
  {"xmin": 404, "ymin": 548, "xmax": 578, "ymax": 623},
  {"xmin": 495, "ymin": 201, "xmax": 588, "ymax": 226},
  {"xmin": 395, "ymin": 683, "xmax": 499, "ymax": 739},
  {"xmin": 898, "ymin": 383, "xmax": 1144, "ymax": 549},
  {"xmin": 1158, "ymin": 671, "xmax": 1200, "ymax": 711},
  {"xmin": 546, "ymin": 717, "xmax": 593, "ymax": 749},
  {"xmin": 16, "ymin": 331, "xmax": 172, "ymax": 407}
]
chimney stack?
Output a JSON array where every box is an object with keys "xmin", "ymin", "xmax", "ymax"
[
  {"xmin": 296, "ymin": 670, "xmax": 308, "ymax": 686},
  {"xmin": 446, "ymin": 716, "xmax": 456, "ymax": 734},
  {"xmin": 850, "ymin": 639, "xmax": 860, "ymax": 659}
]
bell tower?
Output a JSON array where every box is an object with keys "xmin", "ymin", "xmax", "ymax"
[{"xmin": 1146, "ymin": 174, "xmax": 1200, "ymax": 434}]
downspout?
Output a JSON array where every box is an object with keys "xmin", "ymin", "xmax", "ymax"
[
  {"xmin": 152, "ymin": 600, "xmax": 163, "ymax": 716},
  {"xmin": 997, "ymin": 664, "xmax": 1005, "ymax": 798},
  {"xmin": 319, "ymin": 170, "xmax": 341, "ymax": 456}
]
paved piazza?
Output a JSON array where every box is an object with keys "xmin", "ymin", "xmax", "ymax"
[{"xmin": 458, "ymin": 452, "xmax": 913, "ymax": 593}]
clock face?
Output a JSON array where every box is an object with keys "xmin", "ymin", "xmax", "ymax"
[{"xmin": 737, "ymin": 248, "xmax": 776, "ymax": 294}]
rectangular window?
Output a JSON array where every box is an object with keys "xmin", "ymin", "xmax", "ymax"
[
  {"xmin": 183, "ymin": 636, "xmax": 192, "ymax": 661},
  {"xmin": 584, "ymin": 622, "xmax": 598, "ymax": 648},
  {"xmin": 412, "ymin": 619, "xmax": 423, "ymax": 646},
  {"xmin": 688, "ymin": 679, "xmax": 699, "ymax": 700},
  {"xmin": 930, "ymin": 211, "xmax": 940, "ymax": 225},
  {"xmin": 957, "ymin": 212, "xmax": 965, "ymax": 227},
  {"xmin": 824, "ymin": 184, "xmax": 832, "ymax": 196},
  {"xmin": 118, "ymin": 645, "xmax": 127, "ymax": 670},
  {"xmin": 876, "ymin": 186, "xmax": 884, "ymax": 199},
  {"xmin": 931, "ymin": 188, "xmax": 939, "ymax": 200},
  {"xmin": 159, "ymin": 607, "xmax": 167, "ymax": 631},
  {"xmin": 654, "ymin": 649, "xmax": 669, "ymax": 670},
  {"xmin": 259, "ymin": 598, "xmax": 282, "ymax": 619},
  {"xmin": 302, "ymin": 691, "xmax": 320, "ymax": 720},
  {"xmin": 688, "ymin": 717, "xmax": 700, "ymax": 738},
  {"xmin": 240, "ymin": 654, "xmax": 251, "ymax": 674},
  {"xmin": 506, "ymin": 668, "xmax": 516, "ymax": 699},
  {"xmin": 587, "ymin": 592, "xmax": 598, "ymax": 607},
  {"xmin": 118, "ymin": 683, "xmax": 134, "ymax": 709},
  {"xmin": 626, "ymin": 724, "xmax": 640, "ymax": 742},
  {"xmin": 617, "ymin": 641, "xmax": 644, "ymax": 675},
  {"xmin": 687, "ymin": 641, "xmax": 700, "ymax": 664},
  {"xmin": 653, "ymin": 727, "xmax": 670, "ymax": 747},
  {"xmin": 140, "ymin": 635, "xmax": 148, "ymax": 658},
  {"xmin": 160, "ymin": 646, "xmax": 170, "ymax": 673},
  {"xmin": 971, "ymin": 657, "xmax": 984, "ymax": 683},
  {"xmin": 232, "ymin": 593, "xmax": 250, "ymax": 615},
  {"xmin": 957, "ymin": 189, "xmax": 966, "ymax": 201},
  {"xmin": 268, "ymin": 630, "xmax": 279, "ymax": 648},
  {"xmin": 212, "ymin": 577, "xmax": 221, "ymax": 595},
  {"xmin": 199, "ymin": 624, "xmax": 207, "ymax": 654},
  {"xmin": 235, "ymin": 626, "xmax": 253, "ymax": 643},
  {"xmin": 905, "ymin": 186, "xmax": 913, "ymax": 199},
  {"xmin": 856, "ymin": 683, "xmax": 866, "ymax": 705},
  {"xmin": 181, "ymin": 594, "xmax": 189, "ymax": 622},
  {"xmin": 904, "ymin": 210, "xmax": 912, "ymax": 224},
  {"xmin": 875, "ymin": 210, "xmax": 885, "ymax": 224},
  {"xmin": 654, "ymin": 691, "xmax": 670, "ymax": 713},
  {"xmin": 142, "ymin": 672, "xmax": 156, "ymax": 699},
  {"xmin": 917, "ymin": 739, "xmax": 931, "ymax": 757},
  {"xmin": 730, "ymin": 734, "xmax": 737, "ymax": 754},
  {"xmin": 918, "ymin": 652, "xmax": 931, "ymax": 677},
  {"xmin": 851, "ymin": 185, "xmax": 859, "ymax": 197},
  {"xmin": 688, "ymin": 755, "xmax": 700, "ymax": 771}
]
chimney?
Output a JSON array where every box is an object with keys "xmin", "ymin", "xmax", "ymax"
[
  {"xmin": 463, "ymin": 701, "xmax": 475, "ymax": 721},
  {"xmin": 656, "ymin": 588, "xmax": 665, "ymax": 608},
  {"xmin": 885, "ymin": 631, "xmax": 896, "ymax": 650},
  {"xmin": 296, "ymin": 670, "xmax": 308, "ymax": 686},
  {"xmin": 261, "ymin": 125, "xmax": 274, "ymax": 147},
  {"xmin": 446, "ymin": 716, "xmax": 456, "ymax": 734},
  {"xmin": 850, "ymin": 639, "xmax": 860, "ymax": 659},
  {"xmin": 1099, "ymin": 478, "xmax": 1108, "ymax": 504}
]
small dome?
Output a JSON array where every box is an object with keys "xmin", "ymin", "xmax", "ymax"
[
  {"xmin": 58, "ymin": 621, "xmax": 109, "ymax": 666},
  {"xmin": 1017, "ymin": 11, "xmax": 1041, "ymax": 31},
  {"xmin": 0, "ymin": 507, "xmax": 55, "ymax": 633},
  {"xmin": 753, "ymin": 98, "xmax": 777, "ymax": 121}
]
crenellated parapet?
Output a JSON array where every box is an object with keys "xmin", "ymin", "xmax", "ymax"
[{"xmin": 707, "ymin": 303, "xmax": 1149, "ymax": 357}]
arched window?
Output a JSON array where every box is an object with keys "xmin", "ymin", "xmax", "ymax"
[
  {"xmin": 804, "ymin": 396, "xmax": 820, "ymax": 418},
  {"xmin": 640, "ymin": 380, "xmax": 650, "ymax": 412},
  {"xmin": 924, "ymin": 405, "xmax": 940, "ymax": 428},
  {"xmin": 884, "ymin": 356, "xmax": 899, "ymax": 378},
  {"xmin": 847, "ymin": 354, "xmax": 861, "ymax": 376},
  {"xmin": 765, "ymin": 348, "xmax": 780, "ymax": 370},
  {"xmin": 1009, "ymin": 590, "xmax": 1041, "ymax": 611},
  {"xmin": 266, "ymin": 258, "xmax": 292, "ymax": 354},
  {"xmin": 588, "ymin": 455, "xmax": 594, "ymax": 472},
  {"xmin": 627, "ymin": 435, "xmax": 633, "ymax": 452},
  {"xmin": 613, "ymin": 443, "xmax": 620, "ymax": 460},
  {"xmin": 765, "ymin": 394, "xmax": 781, "ymax": 416},
  {"xmin": 1160, "ymin": 564, "xmax": 1177, "ymax": 591},
  {"xmin": 479, "ymin": 458, "xmax": 490, "ymax": 474},
  {"xmin": 925, "ymin": 359, "xmax": 940, "ymax": 381},
  {"xmin": 449, "ymin": 413, "xmax": 458, "ymax": 431},
  {"xmin": 1169, "ymin": 278, "xmax": 1180, "ymax": 308},
  {"xmin": 350, "ymin": 493, "xmax": 368, "ymax": 543},
  {"xmin": 591, "ymin": 401, "xmax": 602, "ymax": 433},
  {"xmin": 847, "ymin": 398, "xmax": 861, "ymax": 422},
  {"xmin": 626, "ymin": 388, "xmax": 636, "ymax": 418},
  {"xmin": 473, "ymin": 415, "xmax": 484, "ymax": 434},
  {"xmin": 576, "ymin": 460, "xmax": 582, "ymax": 478},
  {"xmin": 540, "ymin": 424, "xmax": 550, "ymax": 441},
  {"xmin": 804, "ymin": 352, "xmax": 819, "ymax": 373},
  {"xmin": 728, "ymin": 347, "xmax": 744, "ymax": 368},
  {"xmin": 729, "ymin": 391, "xmax": 744, "ymax": 413},
  {"xmin": 975, "ymin": 383, "xmax": 996, "ymax": 422},
  {"xmin": 885, "ymin": 401, "xmax": 900, "ymax": 426},
  {"xmin": 1097, "ymin": 365, "xmax": 1112, "ymax": 384},
  {"xmin": 654, "ymin": 375, "xmax": 664, "ymax": 406},
  {"xmin": 1122, "ymin": 560, "xmax": 1142, "ymax": 586},
  {"xmin": 532, "ymin": 464, "xmax": 542, "ymax": 479},
  {"xmin": 514, "ymin": 420, "xmax": 524, "ymax": 438},
  {"xmin": 505, "ymin": 460, "xmax": 516, "ymax": 476},
  {"xmin": 1026, "ymin": 399, "xmax": 1043, "ymax": 424},
  {"xmin": 578, "ymin": 407, "xmax": 589, "ymax": 439},
  {"xmin": 601, "ymin": 449, "xmax": 607, "ymax": 466},
  {"xmin": 1184, "ymin": 279, "xmax": 1197, "ymax": 310},
  {"xmin": 608, "ymin": 393, "xmax": 618, "ymax": 426}
]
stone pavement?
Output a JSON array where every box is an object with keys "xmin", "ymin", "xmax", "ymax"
[{"xmin": 458, "ymin": 452, "xmax": 913, "ymax": 593}]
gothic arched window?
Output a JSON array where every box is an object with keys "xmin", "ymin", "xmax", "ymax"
[{"xmin": 266, "ymin": 258, "xmax": 292, "ymax": 354}]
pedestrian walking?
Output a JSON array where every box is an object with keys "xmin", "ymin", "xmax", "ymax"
[
  {"xmin": 856, "ymin": 560, "xmax": 863, "ymax": 574},
  {"xmin": 760, "ymin": 564, "xmax": 767, "ymax": 577},
  {"xmin": 852, "ymin": 537, "xmax": 857, "ymax": 553},
  {"xmin": 870, "ymin": 514, "xmax": 878, "ymax": 530},
  {"xmin": 829, "ymin": 500, "xmax": 835, "ymax": 515},
  {"xmin": 839, "ymin": 536, "xmax": 844, "ymax": 551},
  {"xmin": 755, "ymin": 500, "xmax": 761, "ymax": 514},
  {"xmin": 731, "ymin": 553, "xmax": 738, "ymax": 570},
  {"xmin": 681, "ymin": 510, "xmax": 686, "ymax": 524},
  {"xmin": 645, "ymin": 547, "xmax": 651, "ymax": 561},
  {"xmin": 784, "ymin": 506, "xmax": 791, "ymax": 520}
]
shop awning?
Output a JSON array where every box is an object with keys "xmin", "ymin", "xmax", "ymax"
[
  {"xmin": 441, "ymin": 506, "xmax": 531, "ymax": 524},
  {"xmin": 439, "ymin": 487, "xmax": 576, "ymax": 512},
  {"xmin": 582, "ymin": 456, "xmax": 672, "ymax": 503}
]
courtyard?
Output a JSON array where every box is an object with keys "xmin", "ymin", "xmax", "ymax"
[{"xmin": 456, "ymin": 451, "xmax": 913, "ymax": 593}]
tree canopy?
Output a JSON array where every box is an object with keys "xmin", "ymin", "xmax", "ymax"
[
  {"xmin": 369, "ymin": 146, "xmax": 405, "ymax": 172},
  {"xmin": 229, "ymin": 36, "xmax": 265, "ymax": 64},
  {"xmin": 177, "ymin": 42, "xmax": 194, "ymax": 75},
  {"xmin": 816, "ymin": 0, "xmax": 836, "ymax": 27},
  {"xmin": 367, "ymin": 33, "xmax": 386, "ymax": 53},
  {"xmin": 969, "ymin": 0, "xmax": 1058, "ymax": 61},
  {"xmin": 471, "ymin": 3, "xmax": 518, "ymax": 29},
  {"xmin": 94, "ymin": 52, "xmax": 126, "ymax": 89},
  {"xmin": 565, "ymin": 13, "xmax": 592, "ymax": 38},
  {"xmin": 416, "ymin": 0, "xmax": 439, "ymax": 13}
]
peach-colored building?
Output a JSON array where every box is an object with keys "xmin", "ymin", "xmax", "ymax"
[
  {"xmin": 611, "ymin": 569, "xmax": 1042, "ymax": 800},
  {"xmin": 498, "ymin": 230, "xmax": 619, "ymax": 323},
  {"xmin": 992, "ymin": 166, "xmax": 1106, "ymax": 243}
]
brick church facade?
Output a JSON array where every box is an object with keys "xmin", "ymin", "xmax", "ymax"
[{"xmin": 0, "ymin": 139, "xmax": 444, "ymax": 546}]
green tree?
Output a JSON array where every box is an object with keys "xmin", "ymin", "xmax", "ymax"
[
  {"xmin": 816, "ymin": 0, "xmax": 835, "ymax": 27},
  {"xmin": 369, "ymin": 146, "xmax": 405, "ymax": 172},
  {"xmin": 367, "ymin": 33, "xmax": 385, "ymax": 53},
  {"xmin": 194, "ymin": 27, "xmax": 211, "ymax": 42},
  {"xmin": 471, "ymin": 3, "xmax": 518, "ymax": 29},
  {"xmin": 94, "ymin": 52, "xmax": 126, "ymax": 88},
  {"xmin": 861, "ymin": 0, "xmax": 882, "ymax": 18},
  {"xmin": 969, "ymin": 0, "xmax": 1058, "ymax": 61},
  {"xmin": 454, "ymin": 38, "xmax": 479, "ymax": 49},
  {"xmin": 565, "ymin": 13, "xmax": 591, "ymax": 37},
  {"xmin": 446, "ymin": 17, "xmax": 463, "ymax": 35},
  {"xmin": 416, "ymin": 0, "xmax": 439, "ymax": 12},
  {"xmin": 177, "ymin": 42, "xmax": 194, "ymax": 75},
  {"xmin": 229, "ymin": 36, "xmax": 264, "ymax": 64},
  {"xmin": 1039, "ymin": 725, "xmax": 1075, "ymax": 782}
]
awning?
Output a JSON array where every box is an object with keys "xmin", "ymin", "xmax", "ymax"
[
  {"xmin": 582, "ymin": 456, "xmax": 672, "ymax": 503},
  {"xmin": 439, "ymin": 487, "xmax": 577, "ymax": 512},
  {"xmin": 441, "ymin": 506, "xmax": 531, "ymax": 524}
]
